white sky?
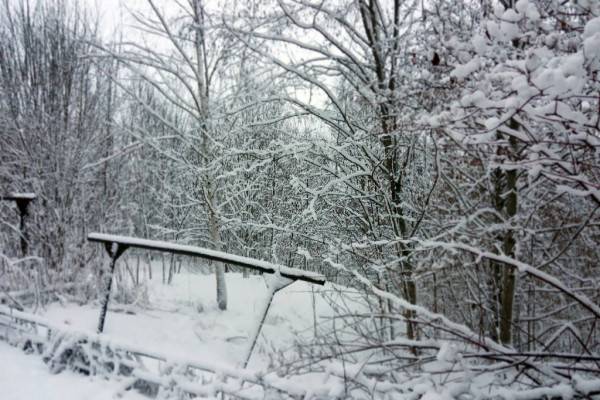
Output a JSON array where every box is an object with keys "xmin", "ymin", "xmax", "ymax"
[
  {"xmin": 81, "ymin": 0, "xmax": 328, "ymax": 107},
  {"xmin": 82, "ymin": 0, "xmax": 142, "ymax": 38}
]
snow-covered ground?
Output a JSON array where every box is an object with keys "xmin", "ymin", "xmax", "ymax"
[
  {"xmin": 0, "ymin": 341, "xmax": 146, "ymax": 400},
  {"xmin": 1, "ymin": 264, "xmax": 364, "ymax": 399},
  {"xmin": 43, "ymin": 270, "xmax": 350, "ymax": 367}
]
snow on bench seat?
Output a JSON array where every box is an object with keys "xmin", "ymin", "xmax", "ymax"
[
  {"xmin": 88, "ymin": 233, "xmax": 326, "ymax": 285},
  {"xmin": 0, "ymin": 193, "xmax": 36, "ymax": 201}
]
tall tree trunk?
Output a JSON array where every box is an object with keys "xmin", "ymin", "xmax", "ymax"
[
  {"xmin": 491, "ymin": 119, "xmax": 519, "ymax": 346},
  {"xmin": 499, "ymin": 124, "xmax": 519, "ymax": 345},
  {"xmin": 192, "ymin": 0, "xmax": 227, "ymax": 310}
]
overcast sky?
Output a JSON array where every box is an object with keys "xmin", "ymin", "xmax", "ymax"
[{"xmin": 78, "ymin": 0, "xmax": 327, "ymax": 107}]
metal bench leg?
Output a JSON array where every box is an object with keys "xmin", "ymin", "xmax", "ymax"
[
  {"xmin": 242, "ymin": 275, "xmax": 293, "ymax": 368},
  {"xmin": 98, "ymin": 242, "xmax": 129, "ymax": 333}
]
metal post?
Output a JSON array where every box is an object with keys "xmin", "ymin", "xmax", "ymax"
[
  {"xmin": 98, "ymin": 242, "xmax": 128, "ymax": 333},
  {"xmin": 242, "ymin": 277, "xmax": 292, "ymax": 368}
]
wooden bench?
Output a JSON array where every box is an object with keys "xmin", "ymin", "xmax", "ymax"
[{"xmin": 88, "ymin": 233, "xmax": 327, "ymax": 366}]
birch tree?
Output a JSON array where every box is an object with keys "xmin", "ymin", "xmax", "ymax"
[{"xmin": 100, "ymin": 0, "xmax": 230, "ymax": 308}]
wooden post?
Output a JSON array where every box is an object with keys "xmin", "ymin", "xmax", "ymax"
[
  {"xmin": 136, "ymin": 255, "xmax": 140, "ymax": 285},
  {"xmin": 0, "ymin": 193, "xmax": 36, "ymax": 257},
  {"xmin": 15, "ymin": 199, "xmax": 30, "ymax": 257}
]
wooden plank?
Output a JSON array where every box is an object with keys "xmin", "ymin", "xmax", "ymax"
[
  {"xmin": 0, "ymin": 193, "xmax": 36, "ymax": 201},
  {"xmin": 87, "ymin": 233, "xmax": 326, "ymax": 285}
]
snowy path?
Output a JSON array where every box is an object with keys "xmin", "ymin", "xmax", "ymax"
[{"xmin": 0, "ymin": 341, "xmax": 144, "ymax": 400}]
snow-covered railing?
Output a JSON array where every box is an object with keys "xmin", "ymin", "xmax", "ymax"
[
  {"xmin": 0, "ymin": 304, "xmax": 339, "ymax": 399},
  {"xmin": 88, "ymin": 233, "xmax": 326, "ymax": 285}
]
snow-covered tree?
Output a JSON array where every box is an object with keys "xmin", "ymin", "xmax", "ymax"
[{"xmin": 0, "ymin": 0, "xmax": 121, "ymax": 293}]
